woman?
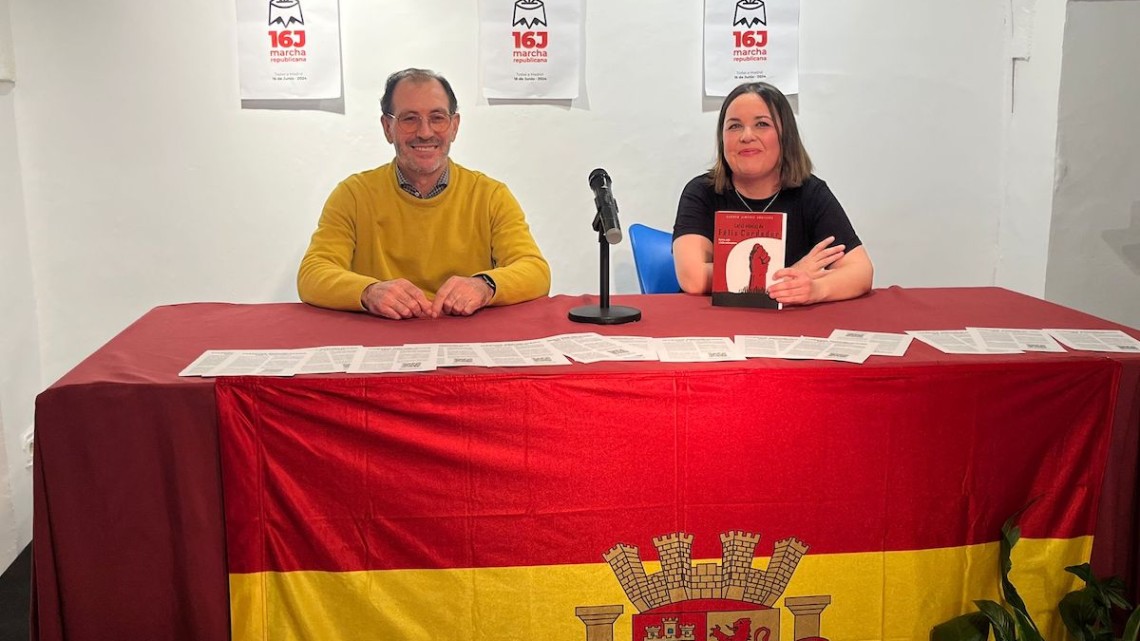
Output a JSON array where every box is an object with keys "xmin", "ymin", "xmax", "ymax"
[{"xmin": 673, "ymin": 82, "xmax": 873, "ymax": 305}]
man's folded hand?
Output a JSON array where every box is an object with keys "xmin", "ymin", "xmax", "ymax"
[
  {"xmin": 431, "ymin": 275, "xmax": 495, "ymax": 318},
  {"xmin": 361, "ymin": 279, "xmax": 433, "ymax": 319}
]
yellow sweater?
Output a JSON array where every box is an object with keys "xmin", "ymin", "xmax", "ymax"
[{"xmin": 298, "ymin": 161, "xmax": 551, "ymax": 311}]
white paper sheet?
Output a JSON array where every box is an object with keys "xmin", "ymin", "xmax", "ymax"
[
  {"xmin": 1045, "ymin": 329, "xmax": 1140, "ymax": 353},
  {"xmin": 236, "ymin": 0, "xmax": 342, "ymax": 99},
  {"xmin": 180, "ymin": 350, "xmax": 241, "ymax": 377},
  {"xmin": 348, "ymin": 345, "xmax": 440, "ymax": 373},
  {"xmin": 966, "ymin": 328, "xmax": 1065, "ymax": 353},
  {"xmin": 295, "ymin": 346, "xmax": 363, "ymax": 374},
  {"xmin": 607, "ymin": 336, "xmax": 659, "ymax": 361},
  {"xmin": 205, "ymin": 350, "xmax": 308, "ymax": 377},
  {"xmin": 480, "ymin": 0, "xmax": 582, "ymax": 99},
  {"xmin": 654, "ymin": 337, "xmax": 745, "ymax": 363},
  {"xmin": 908, "ymin": 330, "xmax": 1022, "ymax": 355},
  {"xmin": 545, "ymin": 333, "xmax": 650, "ymax": 363},
  {"xmin": 434, "ymin": 343, "xmax": 494, "ymax": 368},
  {"xmin": 479, "ymin": 340, "xmax": 572, "ymax": 367},
  {"xmin": 704, "ymin": 0, "xmax": 800, "ymax": 96},
  {"xmin": 734, "ymin": 335, "xmax": 799, "ymax": 358},
  {"xmin": 780, "ymin": 337, "xmax": 875, "ymax": 364},
  {"xmin": 828, "ymin": 330, "xmax": 914, "ymax": 357}
]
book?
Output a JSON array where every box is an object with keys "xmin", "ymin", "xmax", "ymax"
[{"xmin": 712, "ymin": 211, "xmax": 787, "ymax": 309}]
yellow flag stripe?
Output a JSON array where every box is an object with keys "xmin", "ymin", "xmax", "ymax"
[{"xmin": 231, "ymin": 537, "xmax": 1090, "ymax": 641}]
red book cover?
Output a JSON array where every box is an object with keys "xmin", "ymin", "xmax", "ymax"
[{"xmin": 712, "ymin": 211, "xmax": 787, "ymax": 309}]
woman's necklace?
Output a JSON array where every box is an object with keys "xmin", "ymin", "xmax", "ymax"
[{"xmin": 734, "ymin": 186, "xmax": 780, "ymax": 213}]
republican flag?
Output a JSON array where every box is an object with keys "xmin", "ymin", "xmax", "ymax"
[{"xmin": 218, "ymin": 360, "xmax": 1115, "ymax": 640}]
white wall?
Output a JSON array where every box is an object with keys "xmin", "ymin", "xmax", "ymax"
[
  {"xmin": 0, "ymin": 0, "xmax": 39, "ymax": 571},
  {"xmin": 1046, "ymin": 0, "xmax": 1140, "ymax": 328},
  {"xmin": 995, "ymin": 0, "xmax": 1067, "ymax": 297},
  {"xmin": 799, "ymin": 1, "xmax": 1007, "ymax": 289},
  {"xmin": 9, "ymin": 0, "xmax": 1021, "ymax": 385}
]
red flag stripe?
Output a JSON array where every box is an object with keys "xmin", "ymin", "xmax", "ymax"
[{"xmin": 218, "ymin": 360, "xmax": 1116, "ymax": 573}]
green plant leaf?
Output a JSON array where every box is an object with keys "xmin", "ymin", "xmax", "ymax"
[
  {"xmin": 999, "ymin": 513, "xmax": 1042, "ymax": 639},
  {"xmin": 1123, "ymin": 605, "xmax": 1140, "ymax": 641},
  {"xmin": 1059, "ymin": 588, "xmax": 1099, "ymax": 641},
  {"xmin": 1101, "ymin": 576, "xmax": 1133, "ymax": 611},
  {"xmin": 976, "ymin": 600, "xmax": 1016, "ymax": 641},
  {"xmin": 931, "ymin": 612, "xmax": 990, "ymax": 641},
  {"xmin": 1015, "ymin": 607, "xmax": 1047, "ymax": 641},
  {"xmin": 1065, "ymin": 563, "xmax": 1096, "ymax": 584},
  {"xmin": 1060, "ymin": 564, "xmax": 1133, "ymax": 635}
]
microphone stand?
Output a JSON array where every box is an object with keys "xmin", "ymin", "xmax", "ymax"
[{"xmin": 568, "ymin": 216, "xmax": 641, "ymax": 325}]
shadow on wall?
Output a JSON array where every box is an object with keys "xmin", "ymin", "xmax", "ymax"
[
  {"xmin": 241, "ymin": 96, "xmax": 345, "ymax": 114},
  {"xmin": 1101, "ymin": 201, "xmax": 1140, "ymax": 275}
]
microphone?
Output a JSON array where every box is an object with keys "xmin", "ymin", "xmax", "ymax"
[
  {"xmin": 588, "ymin": 168, "xmax": 622, "ymax": 244},
  {"xmin": 569, "ymin": 167, "xmax": 641, "ymax": 324}
]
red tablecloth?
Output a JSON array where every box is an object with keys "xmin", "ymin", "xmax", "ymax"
[{"xmin": 31, "ymin": 288, "xmax": 1140, "ymax": 641}]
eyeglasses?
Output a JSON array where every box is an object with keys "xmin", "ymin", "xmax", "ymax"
[{"xmin": 384, "ymin": 112, "xmax": 454, "ymax": 134}]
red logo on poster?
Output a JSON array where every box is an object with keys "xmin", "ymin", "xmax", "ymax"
[
  {"xmin": 511, "ymin": 0, "xmax": 549, "ymax": 64},
  {"xmin": 732, "ymin": 31, "xmax": 768, "ymax": 48},
  {"xmin": 267, "ymin": 0, "xmax": 306, "ymax": 63},
  {"xmin": 731, "ymin": 1, "xmax": 768, "ymax": 63}
]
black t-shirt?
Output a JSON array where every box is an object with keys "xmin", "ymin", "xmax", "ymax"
[{"xmin": 672, "ymin": 173, "xmax": 862, "ymax": 266}]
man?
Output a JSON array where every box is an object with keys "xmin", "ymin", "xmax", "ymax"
[{"xmin": 298, "ymin": 68, "xmax": 551, "ymax": 319}]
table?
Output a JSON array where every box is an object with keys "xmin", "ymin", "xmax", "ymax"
[{"xmin": 31, "ymin": 288, "xmax": 1140, "ymax": 641}]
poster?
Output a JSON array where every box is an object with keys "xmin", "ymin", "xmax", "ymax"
[
  {"xmin": 480, "ymin": 0, "xmax": 582, "ymax": 100},
  {"xmin": 704, "ymin": 0, "xmax": 800, "ymax": 97},
  {"xmin": 236, "ymin": 0, "xmax": 342, "ymax": 100}
]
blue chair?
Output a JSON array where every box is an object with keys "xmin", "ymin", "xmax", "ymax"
[{"xmin": 629, "ymin": 223, "xmax": 682, "ymax": 294}]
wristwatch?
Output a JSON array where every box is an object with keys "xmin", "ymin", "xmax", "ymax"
[{"xmin": 476, "ymin": 273, "xmax": 497, "ymax": 296}]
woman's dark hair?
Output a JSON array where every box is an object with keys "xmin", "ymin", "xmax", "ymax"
[{"xmin": 709, "ymin": 82, "xmax": 812, "ymax": 193}]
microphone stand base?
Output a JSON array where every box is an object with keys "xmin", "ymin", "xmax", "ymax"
[{"xmin": 568, "ymin": 304, "xmax": 642, "ymax": 325}]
